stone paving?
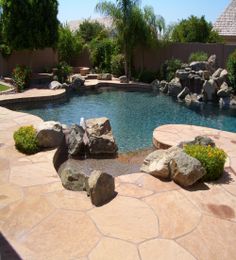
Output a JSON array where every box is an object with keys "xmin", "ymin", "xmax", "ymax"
[{"xmin": 1, "ymin": 106, "xmax": 236, "ymax": 259}]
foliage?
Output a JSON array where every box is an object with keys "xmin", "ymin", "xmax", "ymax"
[
  {"xmin": 13, "ymin": 126, "xmax": 40, "ymax": 155},
  {"xmin": 96, "ymin": 0, "xmax": 164, "ymax": 78},
  {"xmin": 189, "ymin": 51, "xmax": 208, "ymax": 62},
  {"xmin": 89, "ymin": 37, "xmax": 117, "ymax": 73},
  {"xmin": 134, "ymin": 69, "xmax": 157, "ymax": 83},
  {"xmin": 160, "ymin": 58, "xmax": 182, "ymax": 81},
  {"xmin": 78, "ymin": 19, "xmax": 107, "ymax": 43},
  {"xmin": 57, "ymin": 25, "xmax": 82, "ymax": 64},
  {"xmin": 184, "ymin": 144, "xmax": 227, "ymax": 181},
  {"xmin": 55, "ymin": 61, "xmax": 72, "ymax": 83},
  {"xmin": 227, "ymin": 49, "xmax": 236, "ymax": 91},
  {"xmin": 111, "ymin": 54, "xmax": 125, "ymax": 76},
  {"xmin": 171, "ymin": 16, "xmax": 222, "ymax": 43},
  {"xmin": 12, "ymin": 65, "xmax": 31, "ymax": 92},
  {"xmin": 1, "ymin": 0, "xmax": 59, "ymax": 50}
]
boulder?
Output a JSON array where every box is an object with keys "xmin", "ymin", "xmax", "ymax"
[
  {"xmin": 67, "ymin": 124, "xmax": 85, "ymax": 156},
  {"xmin": 169, "ymin": 151, "xmax": 206, "ymax": 187},
  {"xmin": 185, "ymin": 94, "xmax": 199, "ymax": 105},
  {"xmin": 159, "ymin": 80, "xmax": 169, "ymax": 93},
  {"xmin": 119, "ymin": 75, "xmax": 128, "ymax": 83},
  {"xmin": 190, "ymin": 61, "xmax": 208, "ymax": 71},
  {"xmin": 188, "ymin": 74, "xmax": 204, "ymax": 94},
  {"xmin": 219, "ymin": 97, "xmax": 231, "ymax": 108},
  {"xmin": 49, "ymin": 81, "xmax": 63, "ymax": 90},
  {"xmin": 168, "ymin": 78, "xmax": 182, "ymax": 97},
  {"xmin": 59, "ymin": 161, "xmax": 89, "ymax": 191},
  {"xmin": 217, "ymin": 82, "xmax": 231, "ymax": 98},
  {"xmin": 70, "ymin": 74, "xmax": 85, "ymax": 90},
  {"xmin": 178, "ymin": 87, "xmax": 190, "ymax": 100},
  {"xmin": 36, "ymin": 121, "xmax": 64, "ymax": 148},
  {"xmin": 86, "ymin": 117, "xmax": 118, "ymax": 155},
  {"xmin": 151, "ymin": 79, "xmax": 160, "ymax": 89},
  {"xmin": 97, "ymin": 73, "xmax": 112, "ymax": 80},
  {"xmin": 176, "ymin": 69, "xmax": 190, "ymax": 80},
  {"xmin": 140, "ymin": 147, "xmax": 182, "ymax": 179},
  {"xmin": 212, "ymin": 68, "xmax": 223, "ymax": 78},
  {"xmin": 86, "ymin": 170, "xmax": 115, "ymax": 206},
  {"xmin": 220, "ymin": 69, "xmax": 228, "ymax": 79},
  {"xmin": 230, "ymin": 98, "xmax": 236, "ymax": 107},
  {"xmin": 178, "ymin": 135, "xmax": 215, "ymax": 148},
  {"xmin": 207, "ymin": 55, "xmax": 217, "ymax": 74},
  {"xmin": 203, "ymin": 79, "xmax": 217, "ymax": 101}
]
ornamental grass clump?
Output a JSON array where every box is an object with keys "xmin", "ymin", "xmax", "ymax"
[
  {"xmin": 184, "ymin": 144, "xmax": 227, "ymax": 181},
  {"xmin": 13, "ymin": 126, "xmax": 39, "ymax": 155}
]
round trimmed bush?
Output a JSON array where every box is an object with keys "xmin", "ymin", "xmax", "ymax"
[
  {"xmin": 184, "ymin": 144, "xmax": 227, "ymax": 181},
  {"xmin": 13, "ymin": 125, "xmax": 40, "ymax": 155},
  {"xmin": 189, "ymin": 51, "xmax": 208, "ymax": 62}
]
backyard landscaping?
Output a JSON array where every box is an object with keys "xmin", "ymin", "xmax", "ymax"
[{"xmin": 1, "ymin": 0, "xmax": 236, "ymax": 259}]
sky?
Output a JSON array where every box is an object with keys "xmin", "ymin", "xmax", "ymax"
[{"xmin": 58, "ymin": 0, "xmax": 231, "ymax": 25}]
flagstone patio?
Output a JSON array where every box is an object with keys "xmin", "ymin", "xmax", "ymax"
[{"xmin": 1, "ymin": 105, "xmax": 236, "ymax": 260}]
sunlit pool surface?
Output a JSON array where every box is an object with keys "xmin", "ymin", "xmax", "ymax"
[{"xmin": 16, "ymin": 89, "xmax": 236, "ymax": 152}]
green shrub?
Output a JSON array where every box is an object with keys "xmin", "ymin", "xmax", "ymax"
[
  {"xmin": 184, "ymin": 144, "xmax": 227, "ymax": 181},
  {"xmin": 56, "ymin": 61, "xmax": 72, "ymax": 83},
  {"xmin": 111, "ymin": 54, "xmax": 125, "ymax": 77},
  {"xmin": 227, "ymin": 49, "xmax": 236, "ymax": 91},
  {"xmin": 161, "ymin": 58, "xmax": 182, "ymax": 81},
  {"xmin": 189, "ymin": 51, "xmax": 208, "ymax": 62},
  {"xmin": 12, "ymin": 65, "xmax": 31, "ymax": 92},
  {"xmin": 13, "ymin": 126, "xmax": 39, "ymax": 155}
]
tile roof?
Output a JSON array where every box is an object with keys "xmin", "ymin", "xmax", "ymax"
[{"xmin": 213, "ymin": 0, "xmax": 236, "ymax": 36}]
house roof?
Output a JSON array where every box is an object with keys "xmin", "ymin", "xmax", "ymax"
[{"xmin": 213, "ymin": 0, "xmax": 236, "ymax": 36}]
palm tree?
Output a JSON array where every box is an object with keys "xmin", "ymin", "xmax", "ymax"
[{"xmin": 96, "ymin": 0, "xmax": 140, "ymax": 79}]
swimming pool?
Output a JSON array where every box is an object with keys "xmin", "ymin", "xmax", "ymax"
[{"xmin": 17, "ymin": 89, "xmax": 236, "ymax": 152}]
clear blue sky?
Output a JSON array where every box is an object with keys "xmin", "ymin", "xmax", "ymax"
[{"xmin": 58, "ymin": 0, "xmax": 231, "ymax": 25}]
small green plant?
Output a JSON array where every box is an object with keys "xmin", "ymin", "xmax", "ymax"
[
  {"xmin": 189, "ymin": 51, "xmax": 208, "ymax": 62},
  {"xmin": 111, "ymin": 54, "xmax": 125, "ymax": 77},
  {"xmin": 13, "ymin": 126, "xmax": 39, "ymax": 155},
  {"xmin": 184, "ymin": 144, "xmax": 227, "ymax": 181},
  {"xmin": 12, "ymin": 65, "xmax": 31, "ymax": 92},
  {"xmin": 227, "ymin": 49, "xmax": 236, "ymax": 91},
  {"xmin": 56, "ymin": 61, "xmax": 72, "ymax": 83},
  {"xmin": 161, "ymin": 58, "xmax": 182, "ymax": 81}
]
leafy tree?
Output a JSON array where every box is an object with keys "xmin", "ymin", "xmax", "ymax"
[
  {"xmin": 171, "ymin": 16, "xmax": 222, "ymax": 43},
  {"xmin": 78, "ymin": 19, "xmax": 107, "ymax": 43},
  {"xmin": 1, "ymin": 0, "xmax": 59, "ymax": 50},
  {"xmin": 57, "ymin": 25, "xmax": 82, "ymax": 64}
]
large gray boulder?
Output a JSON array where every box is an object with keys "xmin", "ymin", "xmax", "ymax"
[
  {"xmin": 217, "ymin": 82, "xmax": 231, "ymax": 98},
  {"xmin": 70, "ymin": 74, "xmax": 85, "ymax": 90},
  {"xmin": 178, "ymin": 87, "xmax": 190, "ymax": 100},
  {"xmin": 86, "ymin": 117, "xmax": 118, "ymax": 155},
  {"xmin": 59, "ymin": 161, "xmax": 90, "ymax": 191},
  {"xmin": 36, "ymin": 121, "xmax": 64, "ymax": 148},
  {"xmin": 176, "ymin": 69, "xmax": 190, "ymax": 80},
  {"xmin": 141, "ymin": 147, "xmax": 182, "ymax": 179},
  {"xmin": 168, "ymin": 78, "xmax": 182, "ymax": 97},
  {"xmin": 49, "ymin": 81, "xmax": 63, "ymax": 90},
  {"xmin": 203, "ymin": 79, "xmax": 217, "ymax": 101},
  {"xmin": 119, "ymin": 75, "xmax": 128, "ymax": 83},
  {"xmin": 169, "ymin": 151, "xmax": 206, "ymax": 187},
  {"xmin": 178, "ymin": 135, "xmax": 215, "ymax": 148},
  {"xmin": 207, "ymin": 54, "xmax": 217, "ymax": 74},
  {"xmin": 86, "ymin": 170, "xmax": 115, "ymax": 206},
  {"xmin": 67, "ymin": 124, "xmax": 85, "ymax": 156},
  {"xmin": 190, "ymin": 61, "xmax": 208, "ymax": 71},
  {"xmin": 159, "ymin": 80, "xmax": 169, "ymax": 93}
]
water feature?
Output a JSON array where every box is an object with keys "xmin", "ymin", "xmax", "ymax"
[{"xmin": 15, "ymin": 89, "xmax": 236, "ymax": 152}]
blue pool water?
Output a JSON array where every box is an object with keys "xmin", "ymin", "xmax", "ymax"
[{"xmin": 17, "ymin": 89, "xmax": 236, "ymax": 152}]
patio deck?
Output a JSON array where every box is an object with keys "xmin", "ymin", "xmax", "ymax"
[{"xmin": 1, "ymin": 104, "xmax": 236, "ymax": 259}]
